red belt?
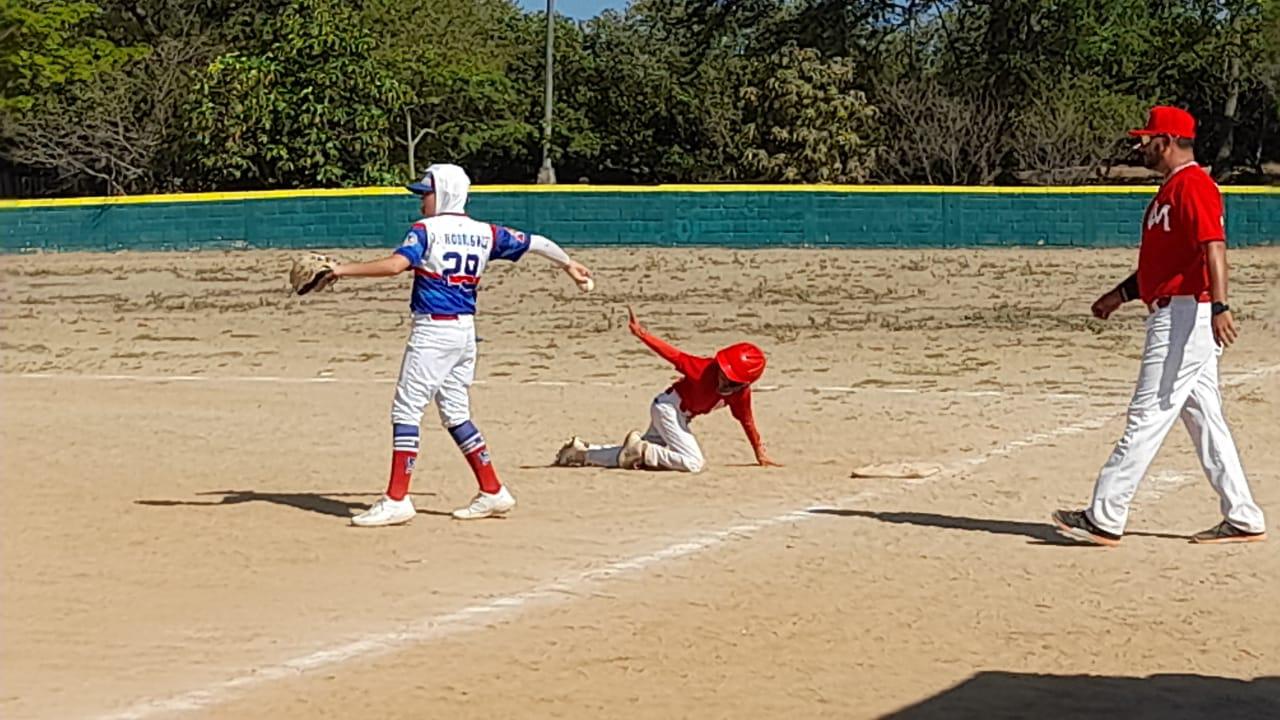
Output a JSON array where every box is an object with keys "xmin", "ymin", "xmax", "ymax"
[{"xmin": 428, "ymin": 314, "xmax": 459, "ymax": 321}]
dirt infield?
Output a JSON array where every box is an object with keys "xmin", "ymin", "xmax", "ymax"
[{"xmin": 2, "ymin": 247, "xmax": 1278, "ymax": 720}]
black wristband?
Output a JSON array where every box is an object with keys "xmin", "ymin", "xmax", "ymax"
[
  {"xmin": 1212, "ymin": 302, "xmax": 1230, "ymax": 316},
  {"xmin": 1115, "ymin": 274, "xmax": 1139, "ymax": 303}
]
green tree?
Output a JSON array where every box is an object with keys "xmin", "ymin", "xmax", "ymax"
[
  {"xmin": 740, "ymin": 46, "xmax": 877, "ymax": 182},
  {"xmin": 571, "ymin": 6, "xmax": 702, "ymax": 182},
  {"xmin": 4, "ymin": 37, "xmax": 215, "ymax": 194},
  {"xmin": 7, "ymin": 0, "xmax": 1279, "ymax": 193},
  {"xmin": 1010, "ymin": 75, "xmax": 1150, "ymax": 184},
  {"xmin": 935, "ymin": 0, "xmax": 1278, "ymax": 175},
  {"xmin": 185, "ymin": 0, "xmax": 406, "ymax": 189},
  {"xmin": 492, "ymin": 11, "xmax": 599, "ymax": 181},
  {"xmin": 361, "ymin": 0, "xmax": 536, "ymax": 180},
  {"xmin": 95, "ymin": 0, "xmax": 247, "ymax": 42},
  {"xmin": 0, "ymin": 0, "xmax": 145, "ymax": 112},
  {"xmin": 1264, "ymin": 0, "xmax": 1280, "ymax": 113},
  {"xmin": 872, "ymin": 72, "xmax": 1008, "ymax": 185}
]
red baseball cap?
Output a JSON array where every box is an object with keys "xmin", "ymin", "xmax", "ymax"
[{"xmin": 1129, "ymin": 106, "xmax": 1196, "ymax": 139}]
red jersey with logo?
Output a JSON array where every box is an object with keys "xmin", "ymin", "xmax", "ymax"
[
  {"xmin": 634, "ymin": 329, "xmax": 762, "ymax": 450},
  {"xmin": 1137, "ymin": 163, "xmax": 1224, "ymax": 306}
]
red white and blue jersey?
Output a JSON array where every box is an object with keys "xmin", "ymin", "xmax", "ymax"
[{"xmin": 393, "ymin": 213, "xmax": 531, "ymax": 315}]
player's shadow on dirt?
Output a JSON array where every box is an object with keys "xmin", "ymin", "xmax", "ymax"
[
  {"xmin": 809, "ymin": 509, "xmax": 1185, "ymax": 544},
  {"xmin": 137, "ymin": 491, "xmax": 371, "ymax": 517},
  {"xmin": 882, "ymin": 671, "xmax": 1279, "ymax": 719},
  {"xmin": 136, "ymin": 490, "xmax": 446, "ymax": 519}
]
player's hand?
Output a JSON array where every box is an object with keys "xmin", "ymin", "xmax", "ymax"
[
  {"xmin": 1091, "ymin": 289, "xmax": 1124, "ymax": 320},
  {"xmin": 627, "ymin": 305, "xmax": 647, "ymax": 338},
  {"xmin": 563, "ymin": 260, "xmax": 592, "ymax": 285},
  {"xmin": 755, "ymin": 451, "xmax": 782, "ymax": 467},
  {"xmin": 1212, "ymin": 310, "xmax": 1238, "ymax": 347}
]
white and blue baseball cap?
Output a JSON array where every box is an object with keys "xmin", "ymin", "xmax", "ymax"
[{"xmin": 406, "ymin": 171, "xmax": 434, "ymax": 195}]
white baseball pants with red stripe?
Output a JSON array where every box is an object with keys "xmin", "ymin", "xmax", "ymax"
[
  {"xmin": 1086, "ymin": 296, "xmax": 1265, "ymax": 535},
  {"xmin": 391, "ymin": 314, "xmax": 476, "ymax": 428},
  {"xmin": 584, "ymin": 390, "xmax": 706, "ymax": 472}
]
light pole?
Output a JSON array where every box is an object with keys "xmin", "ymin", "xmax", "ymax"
[{"xmin": 537, "ymin": 0, "xmax": 557, "ymax": 184}]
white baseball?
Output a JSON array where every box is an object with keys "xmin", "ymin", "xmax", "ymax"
[{"xmin": 578, "ymin": 277, "xmax": 595, "ymax": 293}]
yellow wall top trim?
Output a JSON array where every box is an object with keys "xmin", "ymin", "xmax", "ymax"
[
  {"xmin": 2, "ymin": 183, "xmax": 1277, "ymax": 208},
  {"xmin": 0, "ymin": 186, "xmax": 404, "ymax": 209}
]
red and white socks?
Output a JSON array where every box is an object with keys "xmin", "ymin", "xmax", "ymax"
[
  {"xmin": 449, "ymin": 420, "xmax": 501, "ymax": 494},
  {"xmin": 386, "ymin": 423, "xmax": 420, "ymax": 501}
]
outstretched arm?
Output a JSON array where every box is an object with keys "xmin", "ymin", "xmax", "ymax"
[
  {"xmin": 628, "ymin": 305, "xmax": 694, "ymax": 369},
  {"xmin": 333, "ymin": 254, "xmax": 411, "ymax": 279},
  {"xmin": 528, "ymin": 234, "xmax": 593, "ymax": 288},
  {"xmin": 493, "ymin": 227, "xmax": 592, "ymax": 288}
]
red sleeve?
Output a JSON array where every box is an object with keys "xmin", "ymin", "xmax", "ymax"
[
  {"xmin": 635, "ymin": 329, "xmax": 701, "ymax": 377},
  {"xmin": 728, "ymin": 388, "xmax": 762, "ymax": 451},
  {"xmin": 1180, "ymin": 177, "xmax": 1226, "ymax": 244}
]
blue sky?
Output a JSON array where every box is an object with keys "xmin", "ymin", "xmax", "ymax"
[{"xmin": 516, "ymin": 0, "xmax": 629, "ymax": 20}]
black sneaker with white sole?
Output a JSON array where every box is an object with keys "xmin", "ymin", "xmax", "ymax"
[
  {"xmin": 1051, "ymin": 509, "xmax": 1122, "ymax": 547},
  {"xmin": 1191, "ymin": 521, "xmax": 1267, "ymax": 545}
]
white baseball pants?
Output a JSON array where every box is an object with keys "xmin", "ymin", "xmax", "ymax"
[
  {"xmin": 584, "ymin": 389, "xmax": 706, "ymax": 472},
  {"xmin": 1087, "ymin": 296, "xmax": 1265, "ymax": 535},
  {"xmin": 390, "ymin": 314, "xmax": 476, "ymax": 429}
]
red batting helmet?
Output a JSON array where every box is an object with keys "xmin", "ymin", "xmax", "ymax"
[{"xmin": 715, "ymin": 342, "xmax": 766, "ymax": 384}]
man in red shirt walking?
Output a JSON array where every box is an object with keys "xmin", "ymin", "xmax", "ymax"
[
  {"xmin": 554, "ymin": 306, "xmax": 779, "ymax": 472},
  {"xmin": 1053, "ymin": 106, "xmax": 1266, "ymax": 546}
]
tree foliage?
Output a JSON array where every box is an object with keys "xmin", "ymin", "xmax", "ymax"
[
  {"xmin": 183, "ymin": 0, "xmax": 406, "ymax": 189},
  {"xmin": 0, "ymin": 0, "xmax": 146, "ymax": 112},
  {"xmin": 4, "ymin": 36, "xmax": 213, "ymax": 193},
  {"xmin": 3, "ymin": 0, "xmax": 1278, "ymax": 195},
  {"xmin": 741, "ymin": 46, "xmax": 877, "ymax": 182}
]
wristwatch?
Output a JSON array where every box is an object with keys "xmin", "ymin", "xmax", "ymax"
[{"xmin": 1211, "ymin": 302, "xmax": 1231, "ymax": 316}]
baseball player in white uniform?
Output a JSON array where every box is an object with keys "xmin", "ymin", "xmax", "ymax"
[{"xmin": 325, "ymin": 163, "xmax": 593, "ymax": 526}]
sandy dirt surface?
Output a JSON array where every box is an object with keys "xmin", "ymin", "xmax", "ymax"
[{"xmin": 2, "ymin": 247, "xmax": 1278, "ymax": 720}]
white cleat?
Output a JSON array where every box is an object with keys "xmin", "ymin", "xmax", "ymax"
[
  {"xmin": 452, "ymin": 486, "xmax": 516, "ymax": 520},
  {"xmin": 617, "ymin": 430, "xmax": 648, "ymax": 469},
  {"xmin": 351, "ymin": 494, "xmax": 416, "ymax": 527},
  {"xmin": 554, "ymin": 436, "xmax": 589, "ymax": 466}
]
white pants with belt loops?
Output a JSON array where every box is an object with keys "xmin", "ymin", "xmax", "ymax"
[
  {"xmin": 584, "ymin": 389, "xmax": 706, "ymax": 473},
  {"xmin": 1087, "ymin": 296, "xmax": 1265, "ymax": 535},
  {"xmin": 390, "ymin": 314, "xmax": 476, "ymax": 429}
]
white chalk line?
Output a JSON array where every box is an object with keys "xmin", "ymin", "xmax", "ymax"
[
  {"xmin": 943, "ymin": 362, "xmax": 1279, "ymax": 474},
  {"xmin": 21, "ymin": 368, "xmax": 1267, "ymax": 402},
  {"xmin": 3, "ymin": 371, "xmax": 1109, "ymax": 401},
  {"xmin": 81, "ymin": 361, "xmax": 1280, "ymax": 720},
  {"xmin": 93, "ymin": 508, "xmax": 821, "ymax": 720}
]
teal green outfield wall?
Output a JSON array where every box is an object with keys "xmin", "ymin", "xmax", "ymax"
[{"xmin": 1, "ymin": 190, "xmax": 1276, "ymax": 252}]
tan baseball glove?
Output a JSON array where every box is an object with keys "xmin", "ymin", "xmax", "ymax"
[{"xmin": 290, "ymin": 253, "xmax": 339, "ymax": 296}]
